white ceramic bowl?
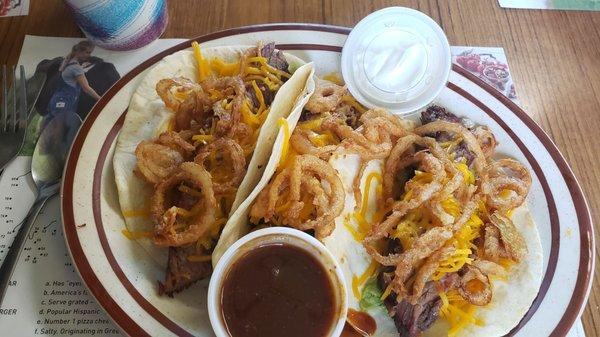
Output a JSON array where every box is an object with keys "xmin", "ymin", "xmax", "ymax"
[{"xmin": 207, "ymin": 227, "xmax": 348, "ymax": 337}]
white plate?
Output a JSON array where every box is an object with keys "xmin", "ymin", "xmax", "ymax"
[{"xmin": 61, "ymin": 24, "xmax": 594, "ymax": 337}]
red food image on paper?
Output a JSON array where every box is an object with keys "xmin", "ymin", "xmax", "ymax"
[
  {"xmin": 1, "ymin": 0, "xmax": 22, "ymax": 16},
  {"xmin": 1, "ymin": 0, "xmax": 9, "ymax": 15},
  {"xmin": 455, "ymin": 50, "xmax": 512, "ymax": 92}
]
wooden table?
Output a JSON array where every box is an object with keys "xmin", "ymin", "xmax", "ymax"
[{"xmin": 1, "ymin": 0, "xmax": 598, "ymax": 335}]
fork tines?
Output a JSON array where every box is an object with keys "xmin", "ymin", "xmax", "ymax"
[{"xmin": 1, "ymin": 65, "xmax": 27, "ymax": 132}]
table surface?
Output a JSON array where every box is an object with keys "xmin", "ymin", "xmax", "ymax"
[{"xmin": 1, "ymin": 0, "xmax": 599, "ymax": 336}]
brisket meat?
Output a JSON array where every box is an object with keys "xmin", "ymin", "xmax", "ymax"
[{"xmin": 158, "ymin": 245, "xmax": 212, "ymax": 297}]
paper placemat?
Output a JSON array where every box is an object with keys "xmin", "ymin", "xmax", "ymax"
[{"xmin": 0, "ymin": 35, "xmax": 586, "ymax": 337}]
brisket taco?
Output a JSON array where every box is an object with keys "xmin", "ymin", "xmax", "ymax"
[
  {"xmin": 212, "ymin": 77, "xmax": 387, "ymax": 264},
  {"xmin": 324, "ymin": 106, "xmax": 543, "ymax": 337},
  {"xmin": 113, "ymin": 42, "xmax": 315, "ymax": 295}
]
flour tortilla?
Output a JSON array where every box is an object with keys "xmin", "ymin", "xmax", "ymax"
[
  {"xmin": 324, "ymin": 154, "xmax": 399, "ymax": 337},
  {"xmin": 113, "ymin": 45, "xmax": 314, "ymax": 268},
  {"xmin": 424, "ymin": 204, "xmax": 543, "ymax": 337},
  {"xmin": 326, "ymin": 157, "xmax": 543, "ymax": 337},
  {"xmin": 211, "ymin": 66, "xmax": 316, "ymax": 266}
]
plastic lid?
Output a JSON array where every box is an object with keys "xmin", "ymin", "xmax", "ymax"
[{"xmin": 341, "ymin": 7, "xmax": 451, "ymax": 115}]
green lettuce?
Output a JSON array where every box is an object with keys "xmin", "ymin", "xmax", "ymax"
[{"xmin": 359, "ymin": 277, "xmax": 384, "ymax": 311}]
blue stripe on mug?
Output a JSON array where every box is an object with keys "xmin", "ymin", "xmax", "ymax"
[
  {"xmin": 66, "ymin": 0, "xmax": 167, "ymax": 50},
  {"xmin": 67, "ymin": 0, "xmax": 145, "ymax": 39}
]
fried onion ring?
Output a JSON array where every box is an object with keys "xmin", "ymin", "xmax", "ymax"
[
  {"xmin": 288, "ymin": 155, "xmax": 344, "ymax": 238},
  {"xmin": 304, "ymin": 79, "xmax": 347, "ymax": 114},
  {"xmin": 289, "ymin": 128, "xmax": 338, "ymax": 159},
  {"xmin": 472, "ymin": 125, "xmax": 497, "ymax": 159},
  {"xmin": 458, "ymin": 265, "xmax": 492, "ymax": 306},
  {"xmin": 156, "ymin": 77, "xmax": 211, "ymax": 130},
  {"xmin": 450, "ymin": 196, "xmax": 480, "ymax": 233},
  {"xmin": 409, "ymin": 245, "xmax": 456, "ymax": 304},
  {"xmin": 360, "ymin": 108, "xmax": 409, "ymax": 143},
  {"xmin": 324, "ymin": 118, "xmax": 390, "ymax": 158},
  {"xmin": 471, "ymin": 258, "xmax": 507, "ymax": 278},
  {"xmin": 177, "ymin": 89, "xmax": 212, "ymax": 130},
  {"xmin": 201, "ymin": 76, "xmax": 246, "ymax": 137},
  {"xmin": 158, "ymin": 131, "xmax": 196, "ymax": 158},
  {"xmin": 414, "ymin": 120, "xmax": 487, "ymax": 174},
  {"xmin": 383, "ymin": 135, "xmax": 458, "ymax": 206},
  {"xmin": 489, "ymin": 211, "xmax": 528, "ymax": 262},
  {"xmin": 156, "ymin": 77, "xmax": 201, "ymax": 112},
  {"xmin": 249, "ymin": 168, "xmax": 290, "ymax": 222},
  {"xmin": 250, "ymin": 154, "xmax": 344, "ymax": 240},
  {"xmin": 194, "ymin": 138, "xmax": 246, "ymax": 195},
  {"xmin": 481, "ymin": 158, "xmax": 531, "ymax": 212},
  {"xmin": 389, "ymin": 227, "xmax": 453, "ymax": 297},
  {"xmin": 135, "ymin": 141, "xmax": 184, "ymax": 184},
  {"xmin": 363, "ymin": 148, "xmax": 448, "ymax": 266},
  {"xmin": 151, "ymin": 162, "xmax": 217, "ymax": 247},
  {"xmin": 383, "ymin": 135, "xmax": 429, "ymax": 202},
  {"xmin": 483, "ymin": 225, "xmax": 503, "ymax": 262}
]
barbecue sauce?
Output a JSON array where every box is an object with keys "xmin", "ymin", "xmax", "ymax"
[
  {"xmin": 221, "ymin": 243, "xmax": 336, "ymax": 337},
  {"xmin": 341, "ymin": 309, "xmax": 377, "ymax": 336}
]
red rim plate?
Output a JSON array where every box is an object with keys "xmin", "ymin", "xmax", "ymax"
[{"xmin": 61, "ymin": 24, "xmax": 594, "ymax": 337}]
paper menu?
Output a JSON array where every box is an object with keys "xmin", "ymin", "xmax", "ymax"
[
  {"xmin": 0, "ymin": 157, "xmax": 122, "ymax": 336},
  {"xmin": 0, "ymin": 36, "xmax": 187, "ymax": 337},
  {"xmin": 0, "ymin": 36, "xmax": 586, "ymax": 336}
]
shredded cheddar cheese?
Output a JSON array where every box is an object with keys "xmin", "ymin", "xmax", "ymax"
[
  {"xmin": 381, "ymin": 283, "xmax": 393, "ymax": 300},
  {"xmin": 122, "ymin": 209, "xmax": 150, "ymax": 218},
  {"xmin": 309, "ymin": 132, "xmax": 338, "ymax": 147},
  {"xmin": 432, "ymin": 210, "xmax": 483, "ymax": 281},
  {"xmin": 251, "ymin": 80, "xmax": 266, "ymax": 113},
  {"xmin": 241, "ymin": 100, "xmax": 261, "ymax": 127},
  {"xmin": 341, "ymin": 94, "xmax": 367, "ymax": 114},
  {"xmin": 352, "ymin": 260, "xmax": 379, "ymax": 299},
  {"xmin": 187, "ymin": 42, "xmax": 296, "ymax": 158},
  {"xmin": 343, "ymin": 215, "xmax": 363, "ymax": 241},
  {"xmin": 439, "ymin": 290, "xmax": 484, "ymax": 337},
  {"xmin": 277, "ymin": 118, "xmax": 290, "ymax": 167},
  {"xmin": 322, "ymin": 73, "xmax": 344, "ymax": 85},
  {"xmin": 345, "ymin": 172, "xmax": 384, "ymax": 242},
  {"xmin": 121, "ymin": 229, "xmax": 153, "ymax": 240},
  {"xmin": 455, "ymin": 162, "xmax": 475, "ymax": 185},
  {"xmin": 499, "ymin": 188, "xmax": 513, "ymax": 199},
  {"xmin": 298, "ymin": 118, "xmax": 323, "ymax": 131},
  {"xmin": 210, "ymin": 58, "xmax": 240, "ymax": 76},
  {"xmin": 191, "ymin": 42, "xmax": 210, "ymax": 81}
]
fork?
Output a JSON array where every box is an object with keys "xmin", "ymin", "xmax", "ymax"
[{"xmin": 0, "ymin": 65, "xmax": 27, "ymax": 171}]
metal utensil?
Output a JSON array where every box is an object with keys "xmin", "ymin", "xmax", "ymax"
[
  {"xmin": 0, "ymin": 65, "xmax": 28, "ymax": 171},
  {"xmin": 25, "ymin": 72, "xmax": 47, "ymax": 120},
  {"xmin": 0, "ymin": 112, "xmax": 81, "ymax": 304}
]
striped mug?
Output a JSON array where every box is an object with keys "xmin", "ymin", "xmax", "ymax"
[{"xmin": 64, "ymin": 0, "xmax": 168, "ymax": 51}]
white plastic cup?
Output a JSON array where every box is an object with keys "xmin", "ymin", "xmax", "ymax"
[{"xmin": 341, "ymin": 7, "xmax": 452, "ymax": 115}]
